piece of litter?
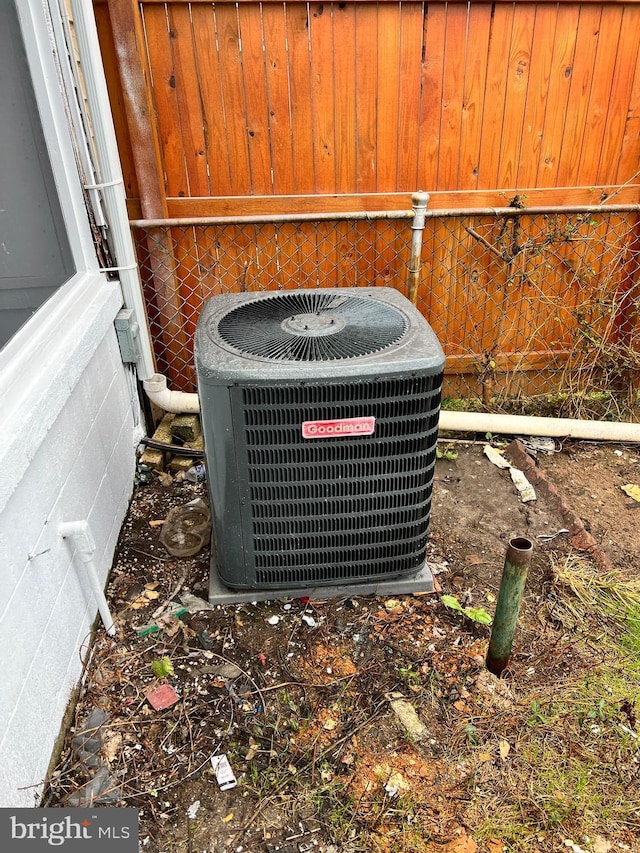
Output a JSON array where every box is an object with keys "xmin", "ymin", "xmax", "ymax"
[
  {"xmin": 179, "ymin": 592, "xmax": 216, "ymax": 612},
  {"xmin": 187, "ymin": 800, "xmax": 201, "ymax": 819},
  {"xmin": 509, "ymin": 466, "xmax": 536, "ymax": 502},
  {"xmin": 621, "ymin": 484, "xmax": 640, "ymax": 503},
  {"xmin": 221, "ymin": 812, "xmax": 234, "ymax": 823},
  {"xmin": 517, "ymin": 435, "xmax": 558, "ymax": 454},
  {"xmin": 483, "ymin": 445, "xmax": 511, "ymax": 469},
  {"xmin": 267, "ymin": 615, "xmax": 280, "ymax": 626},
  {"xmin": 537, "ymin": 528, "xmax": 570, "ymax": 542},
  {"xmin": 145, "ymin": 683, "xmax": 179, "ymax": 711},
  {"xmin": 302, "ymin": 614, "xmax": 318, "ymax": 628},
  {"xmin": 211, "ymin": 754, "xmax": 237, "ymax": 790},
  {"xmin": 564, "ymin": 840, "xmax": 588, "ymax": 853},
  {"xmin": 484, "ymin": 444, "xmax": 536, "ymax": 502}
]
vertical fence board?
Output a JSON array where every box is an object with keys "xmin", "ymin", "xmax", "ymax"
[
  {"xmin": 596, "ymin": 6, "xmax": 640, "ymax": 186},
  {"xmin": 616, "ymin": 56, "xmax": 640, "ymax": 186},
  {"xmin": 334, "ymin": 3, "xmax": 357, "ymax": 193},
  {"xmin": 497, "ymin": 5, "xmax": 534, "ymax": 189},
  {"xmin": 440, "ymin": 4, "xmax": 469, "ymax": 189},
  {"xmin": 396, "ymin": 3, "xmax": 424, "ymax": 191},
  {"xmin": 287, "ymin": 3, "xmax": 316, "ymax": 193},
  {"xmin": 215, "ymin": 3, "xmax": 252, "ymax": 195},
  {"xmin": 437, "ymin": 4, "xmax": 467, "ymax": 190},
  {"xmin": 458, "ymin": 4, "xmax": 491, "ymax": 191},
  {"xmin": 262, "ymin": 4, "xmax": 295, "ymax": 195},
  {"xmin": 141, "ymin": 4, "xmax": 188, "ymax": 197},
  {"xmin": 516, "ymin": 4, "xmax": 556, "ymax": 188},
  {"xmin": 238, "ymin": 3, "xmax": 273, "ymax": 194},
  {"xmin": 309, "ymin": 2, "xmax": 336, "ymax": 192},
  {"xmin": 536, "ymin": 4, "xmax": 580, "ymax": 188},
  {"xmin": 554, "ymin": 6, "xmax": 600, "ymax": 187},
  {"xmin": 355, "ymin": 3, "xmax": 378, "ymax": 192},
  {"xmin": 191, "ymin": 4, "xmax": 233, "ymax": 196},
  {"xmin": 577, "ymin": 5, "xmax": 624, "ymax": 184},
  {"xmin": 477, "ymin": 3, "xmax": 513, "ymax": 189},
  {"xmin": 418, "ymin": 3, "xmax": 446, "ymax": 191},
  {"xmin": 376, "ymin": 2, "xmax": 401, "ymax": 192},
  {"xmin": 167, "ymin": 4, "xmax": 210, "ymax": 196}
]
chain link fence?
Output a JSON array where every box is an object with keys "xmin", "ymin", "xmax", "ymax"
[{"xmin": 132, "ymin": 206, "xmax": 640, "ymax": 420}]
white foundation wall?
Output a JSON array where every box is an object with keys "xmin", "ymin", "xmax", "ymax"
[{"xmin": 0, "ymin": 322, "xmax": 137, "ymax": 807}]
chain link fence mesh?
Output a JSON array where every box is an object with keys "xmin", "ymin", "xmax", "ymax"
[{"xmin": 133, "ymin": 208, "xmax": 640, "ymax": 420}]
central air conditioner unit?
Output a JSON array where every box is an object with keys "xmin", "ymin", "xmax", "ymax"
[{"xmin": 194, "ymin": 288, "xmax": 445, "ymax": 592}]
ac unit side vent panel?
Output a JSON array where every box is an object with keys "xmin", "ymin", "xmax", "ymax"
[{"xmin": 240, "ymin": 376, "xmax": 441, "ymax": 584}]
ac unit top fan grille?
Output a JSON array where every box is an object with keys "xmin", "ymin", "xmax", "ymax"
[{"xmin": 216, "ymin": 291, "xmax": 408, "ymax": 361}]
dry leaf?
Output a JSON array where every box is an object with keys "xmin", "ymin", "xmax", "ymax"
[
  {"xmin": 478, "ymin": 751, "xmax": 492, "ymax": 762},
  {"xmin": 499, "ymin": 739, "xmax": 511, "ymax": 759}
]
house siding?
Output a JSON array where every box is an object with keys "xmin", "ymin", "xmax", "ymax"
[{"xmin": 0, "ymin": 324, "xmax": 135, "ymax": 807}]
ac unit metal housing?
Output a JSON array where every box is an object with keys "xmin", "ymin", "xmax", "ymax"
[{"xmin": 195, "ymin": 288, "xmax": 445, "ymax": 591}]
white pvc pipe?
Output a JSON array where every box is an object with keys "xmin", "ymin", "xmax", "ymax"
[
  {"xmin": 439, "ymin": 409, "xmax": 640, "ymax": 442},
  {"xmin": 138, "ymin": 378, "xmax": 640, "ymax": 442},
  {"xmin": 143, "ymin": 373, "xmax": 201, "ymax": 414},
  {"xmin": 68, "ymin": 0, "xmax": 156, "ymax": 381},
  {"xmin": 59, "ymin": 521, "xmax": 117, "ymax": 637}
]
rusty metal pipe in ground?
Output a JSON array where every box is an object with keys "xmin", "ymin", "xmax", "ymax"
[{"xmin": 486, "ymin": 537, "xmax": 533, "ymax": 677}]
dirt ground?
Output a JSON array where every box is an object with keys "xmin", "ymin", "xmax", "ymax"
[{"xmin": 44, "ymin": 437, "xmax": 640, "ymax": 853}]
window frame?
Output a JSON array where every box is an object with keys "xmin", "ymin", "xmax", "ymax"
[{"xmin": 0, "ymin": 0, "xmax": 124, "ymax": 507}]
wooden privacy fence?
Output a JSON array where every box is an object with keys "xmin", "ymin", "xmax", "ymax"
[
  {"xmin": 95, "ymin": 0, "xmax": 640, "ymax": 414},
  {"xmin": 97, "ymin": 0, "xmax": 640, "ymax": 214}
]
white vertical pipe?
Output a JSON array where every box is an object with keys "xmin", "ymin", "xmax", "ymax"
[
  {"xmin": 66, "ymin": 0, "xmax": 156, "ymax": 381},
  {"xmin": 59, "ymin": 521, "xmax": 117, "ymax": 637}
]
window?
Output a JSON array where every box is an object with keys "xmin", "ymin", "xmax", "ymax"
[{"xmin": 0, "ymin": 0, "xmax": 76, "ymax": 350}]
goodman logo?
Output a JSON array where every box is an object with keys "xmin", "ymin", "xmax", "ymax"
[
  {"xmin": 1, "ymin": 809, "xmax": 138, "ymax": 851},
  {"xmin": 302, "ymin": 416, "xmax": 376, "ymax": 439}
]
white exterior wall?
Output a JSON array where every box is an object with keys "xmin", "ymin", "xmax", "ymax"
[
  {"xmin": 0, "ymin": 291, "xmax": 137, "ymax": 807},
  {"xmin": 0, "ymin": 0, "xmax": 144, "ymax": 807}
]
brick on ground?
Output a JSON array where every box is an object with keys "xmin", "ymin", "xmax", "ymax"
[
  {"xmin": 169, "ymin": 433, "xmax": 204, "ymax": 473},
  {"xmin": 171, "ymin": 414, "xmax": 201, "ymax": 444},
  {"xmin": 139, "ymin": 413, "xmax": 175, "ymax": 470}
]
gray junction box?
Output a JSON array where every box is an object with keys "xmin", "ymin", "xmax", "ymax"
[{"xmin": 194, "ymin": 288, "xmax": 445, "ymax": 594}]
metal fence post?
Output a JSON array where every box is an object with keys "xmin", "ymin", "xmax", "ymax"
[{"xmin": 407, "ymin": 191, "xmax": 429, "ymax": 305}]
